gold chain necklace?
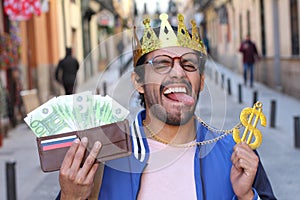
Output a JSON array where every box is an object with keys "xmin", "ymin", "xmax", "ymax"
[{"xmin": 142, "ymin": 117, "xmax": 242, "ymax": 148}]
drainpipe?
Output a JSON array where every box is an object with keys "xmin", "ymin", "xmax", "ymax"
[
  {"xmin": 272, "ymin": 0, "xmax": 281, "ymax": 90},
  {"xmin": 62, "ymin": 0, "xmax": 67, "ymax": 48}
]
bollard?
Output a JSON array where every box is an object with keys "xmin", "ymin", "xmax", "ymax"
[
  {"xmin": 238, "ymin": 84, "xmax": 243, "ymax": 104},
  {"xmin": 221, "ymin": 74, "xmax": 225, "ymax": 89},
  {"xmin": 0, "ymin": 133, "xmax": 3, "ymax": 147},
  {"xmin": 0, "ymin": 119, "xmax": 2, "ymax": 147},
  {"xmin": 270, "ymin": 100, "xmax": 276, "ymax": 128},
  {"xmin": 6, "ymin": 161, "xmax": 17, "ymax": 200},
  {"xmin": 215, "ymin": 71, "xmax": 218, "ymax": 85},
  {"xmin": 227, "ymin": 78, "xmax": 231, "ymax": 95},
  {"xmin": 295, "ymin": 116, "xmax": 300, "ymax": 148},
  {"xmin": 119, "ymin": 67, "xmax": 123, "ymax": 77},
  {"xmin": 253, "ymin": 90, "xmax": 258, "ymax": 105},
  {"xmin": 103, "ymin": 82, "xmax": 107, "ymax": 96},
  {"xmin": 208, "ymin": 68, "xmax": 212, "ymax": 79},
  {"xmin": 96, "ymin": 87, "xmax": 100, "ymax": 95}
]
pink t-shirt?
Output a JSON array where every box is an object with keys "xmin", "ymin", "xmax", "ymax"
[{"xmin": 137, "ymin": 138, "xmax": 197, "ymax": 200}]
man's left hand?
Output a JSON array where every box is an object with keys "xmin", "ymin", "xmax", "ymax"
[{"xmin": 230, "ymin": 142, "xmax": 259, "ymax": 200}]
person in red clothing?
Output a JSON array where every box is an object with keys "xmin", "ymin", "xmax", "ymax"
[{"xmin": 239, "ymin": 34, "xmax": 259, "ymax": 88}]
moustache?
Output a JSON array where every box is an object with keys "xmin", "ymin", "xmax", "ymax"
[{"xmin": 159, "ymin": 79, "xmax": 193, "ymax": 94}]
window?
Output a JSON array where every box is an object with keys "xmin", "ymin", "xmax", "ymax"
[
  {"xmin": 247, "ymin": 10, "xmax": 251, "ymax": 37},
  {"xmin": 218, "ymin": 5, "xmax": 228, "ymax": 24},
  {"xmin": 290, "ymin": 0, "xmax": 299, "ymax": 55},
  {"xmin": 239, "ymin": 13, "xmax": 242, "ymax": 42},
  {"xmin": 260, "ymin": 0, "xmax": 266, "ymax": 56}
]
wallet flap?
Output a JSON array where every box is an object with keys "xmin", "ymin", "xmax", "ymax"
[{"xmin": 76, "ymin": 120, "xmax": 132, "ymax": 162}]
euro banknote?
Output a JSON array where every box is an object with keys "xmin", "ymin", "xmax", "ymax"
[{"xmin": 24, "ymin": 92, "xmax": 129, "ymax": 137}]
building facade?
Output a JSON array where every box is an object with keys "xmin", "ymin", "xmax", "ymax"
[
  {"xmin": 18, "ymin": 0, "xmax": 86, "ymax": 102},
  {"xmin": 0, "ymin": 0, "xmax": 105, "ymax": 132},
  {"xmin": 0, "ymin": 0, "xmax": 135, "ymax": 131},
  {"xmin": 200, "ymin": 0, "xmax": 300, "ymax": 99}
]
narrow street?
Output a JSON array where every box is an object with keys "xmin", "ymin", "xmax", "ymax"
[{"xmin": 1, "ymin": 56, "xmax": 300, "ymax": 199}]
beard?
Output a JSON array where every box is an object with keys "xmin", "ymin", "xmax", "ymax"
[{"xmin": 143, "ymin": 80, "xmax": 199, "ymax": 126}]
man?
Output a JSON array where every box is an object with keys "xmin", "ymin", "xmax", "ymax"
[
  {"xmin": 58, "ymin": 14, "xmax": 276, "ymax": 199},
  {"xmin": 55, "ymin": 47, "xmax": 79, "ymax": 95},
  {"xmin": 239, "ymin": 34, "xmax": 259, "ymax": 88}
]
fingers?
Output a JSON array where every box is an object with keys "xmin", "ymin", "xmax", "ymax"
[
  {"xmin": 59, "ymin": 138, "xmax": 102, "ymax": 199},
  {"xmin": 79, "ymin": 141, "xmax": 102, "ymax": 180},
  {"xmin": 60, "ymin": 137, "xmax": 101, "ymax": 177},
  {"xmin": 231, "ymin": 142, "xmax": 259, "ymax": 174},
  {"xmin": 230, "ymin": 143, "xmax": 258, "ymax": 198},
  {"xmin": 70, "ymin": 137, "xmax": 89, "ymax": 172},
  {"xmin": 61, "ymin": 138, "xmax": 80, "ymax": 171},
  {"xmin": 86, "ymin": 163, "xmax": 100, "ymax": 184}
]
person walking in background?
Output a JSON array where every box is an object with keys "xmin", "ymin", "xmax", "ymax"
[
  {"xmin": 55, "ymin": 47, "xmax": 79, "ymax": 95},
  {"xmin": 117, "ymin": 39, "xmax": 124, "ymax": 65},
  {"xmin": 239, "ymin": 34, "xmax": 259, "ymax": 88}
]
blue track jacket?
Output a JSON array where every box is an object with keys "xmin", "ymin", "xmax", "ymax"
[
  {"xmin": 98, "ymin": 110, "xmax": 276, "ymax": 200},
  {"xmin": 57, "ymin": 110, "xmax": 276, "ymax": 200}
]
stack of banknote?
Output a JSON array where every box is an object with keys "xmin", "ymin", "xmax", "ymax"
[{"xmin": 24, "ymin": 91, "xmax": 129, "ymax": 137}]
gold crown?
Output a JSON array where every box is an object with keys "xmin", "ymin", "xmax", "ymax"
[{"xmin": 133, "ymin": 13, "xmax": 207, "ymax": 67}]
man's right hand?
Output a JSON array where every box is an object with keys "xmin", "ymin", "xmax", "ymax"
[{"xmin": 59, "ymin": 137, "xmax": 102, "ymax": 200}]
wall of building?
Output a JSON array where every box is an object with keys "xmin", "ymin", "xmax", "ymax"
[
  {"xmin": 33, "ymin": 14, "xmax": 51, "ymax": 102},
  {"xmin": 17, "ymin": 0, "xmax": 86, "ymax": 103},
  {"xmin": 89, "ymin": 15, "xmax": 100, "ymax": 82},
  {"xmin": 58, "ymin": 0, "xmax": 85, "ymax": 88},
  {"xmin": 0, "ymin": 2, "xmax": 3, "ymax": 33},
  {"xmin": 204, "ymin": 0, "xmax": 300, "ymax": 99},
  {"xmin": 19, "ymin": 12, "xmax": 50, "ymax": 102},
  {"xmin": 278, "ymin": 0, "xmax": 292, "ymax": 57}
]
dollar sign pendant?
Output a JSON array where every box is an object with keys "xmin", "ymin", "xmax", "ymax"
[{"xmin": 233, "ymin": 101, "xmax": 267, "ymax": 149}]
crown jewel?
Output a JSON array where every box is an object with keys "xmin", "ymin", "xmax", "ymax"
[{"xmin": 133, "ymin": 13, "xmax": 207, "ymax": 67}]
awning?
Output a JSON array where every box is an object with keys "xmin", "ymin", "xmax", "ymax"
[
  {"xmin": 3, "ymin": 0, "xmax": 42, "ymax": 21},
  {"xmin": 95, "ymin": 0, "xmax": 118, "ymax": 16}
]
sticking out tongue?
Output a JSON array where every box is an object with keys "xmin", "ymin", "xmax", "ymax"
[{"xmin": 166, "ymin": 93, "xmax": 195, "ymax": 106}]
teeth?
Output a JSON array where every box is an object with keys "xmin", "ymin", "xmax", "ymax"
[{"xmin": 164, "ymin": 87, "xmax": 187, "ymax": 94}]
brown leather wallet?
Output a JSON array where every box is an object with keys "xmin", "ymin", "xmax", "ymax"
[{"xmin": 36, "ymin": 120, "xmax": 131, "ymax": 172}]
